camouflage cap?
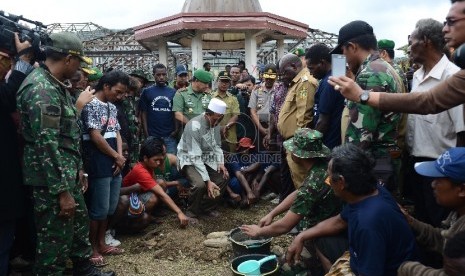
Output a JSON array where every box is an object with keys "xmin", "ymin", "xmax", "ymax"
[
  {"xmin": 46, "ymin": 32, "xmax": 92, "ymax": 65},
  {"xmin": 194, "ymin": 69, "xmax": 212, "ymax": 83},
  {"xmin": 378, "ymin": 39, "xmax": 395, "ymax": 50},
  {"xmin": 283, "ymin": 128, "xmax": 330, "ymax": 158},
  {"xmin": 129, "ymin": 69, "xmax": 149, "ymax": 82},
  {"xmin": 293, "ymin": 48, "xmax": 305, "ymax": 57},
  {"xmin": 87, "ymin": 67, "xmax": 103, "ymax": 82},
  {"xmin": 217, "ymin": 70, "xmax": 231, "ymax": 80},
  {"xmin": 145, "ymin": 71, "xmax": 155, "ymax": 82}
]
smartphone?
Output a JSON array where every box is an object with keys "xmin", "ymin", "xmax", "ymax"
[{"xmin": 331, "ymin": 54, "xmax": 346, "ymax": 78}]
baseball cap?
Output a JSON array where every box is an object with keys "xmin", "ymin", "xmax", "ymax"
[
  {"xmin": 331, "ymin": 20, "xmax": 374, "ymax": 55},
  {"xmin": 176, "ymin": 64, "xmax": 188, "ymax": 76},
  {"xmin": 415, "ymin": 148, "xmax": 465, "ymax": 183},
  {"xmin": 46, "ymin": 32, "xmax": 92, "ymax": 65}
]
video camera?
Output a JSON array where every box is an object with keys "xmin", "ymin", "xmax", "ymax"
[{"xmin": 0, "ymin": 10, "xmax": 49, "ymax": 62}]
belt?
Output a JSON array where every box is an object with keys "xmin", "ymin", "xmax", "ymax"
[{"xmin": 82, "ymin": 131, "xmax": 117, "ymax": 141}]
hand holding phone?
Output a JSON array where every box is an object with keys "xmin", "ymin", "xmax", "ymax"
[{"xmin": 332, "ymin": 54, "xmax": 347, "ymax": 78}]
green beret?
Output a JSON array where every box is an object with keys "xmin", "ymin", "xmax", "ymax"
[
  {"xmin": 378, "ymin": 39, "xmax": 395, "ymax": 50},
  {"xmin": 88, "ymin": 67, "xmax": 103, "ymax": 82},
  {"xmin": 293, "ymin": 48, "xmax": 305, "ymax": 57},
  {"xmin": 194, "ymin": 69, "xmax": 212, "ymax": 83}
]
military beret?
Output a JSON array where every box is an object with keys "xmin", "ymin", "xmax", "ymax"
[
  {"xmin": 87, "ymin": 67, "xmax": 103, "ymax": 82},
  {"xmin": 194, "ymin": 69, "xmax": 212, "ymax": 83},
  {"xmin": 378, "ymin": 39, "xmax": 395, "ymax": 50},
  {"xmin": 293, "ymin": 48, "xmax": 305, "ymax": 57}
]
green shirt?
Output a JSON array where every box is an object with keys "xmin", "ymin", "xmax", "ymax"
[
  {"xmin": 172, "ymin": 85, "xmax": 211, "ymax": 121},
  {"xmin": 346, "ymin": 53, "xmax": 403, "ymax": 156},
  {"xmin": 17, "ymin": 67, "xmax": 82, "ymax": 195},
  {"xmin": 290, "ymin": 159, "xmax": 342, "ymax": 231}
]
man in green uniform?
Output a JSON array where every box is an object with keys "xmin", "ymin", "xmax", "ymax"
[
  {"xmin": 123, "ymin": 77, "xmax": 142, "ymax": 166},
  {"xmin": 378, "ymin": 39, "xmax": 408, "ymax": 92},
  {"xmin": 241, "ymin": 128, "xmax": 342, "ymax": 236},
  {"xmin": 211, "ymin": 71, "xmax": 240, "ymax": 153},
  {"xmin": 331, "ymin": 21, "xmax": 403, "ymax": 191},
  {"xmin": 172, "ymin": 69, "xmax": 212, "ymax": 125},
  {"xmin": 16, "ymin": 32, "xmax": 114, "ymax": 276}
]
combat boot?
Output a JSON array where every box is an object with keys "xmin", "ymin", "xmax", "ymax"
[{"xmin": 72, "ymin": 258, "xmax": 116, "ymax": 276}]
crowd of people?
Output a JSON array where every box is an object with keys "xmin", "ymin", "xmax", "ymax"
[{"xmin": 2, "ymin": 0, "xmax": 465, "ymax": 275}]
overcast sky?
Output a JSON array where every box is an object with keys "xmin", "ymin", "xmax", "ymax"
[{"xmin": 2, "ymin": 0, "xmax": 451, "ymax": 56}]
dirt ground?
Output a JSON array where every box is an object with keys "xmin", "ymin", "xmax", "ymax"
[{"xmin": 104, "ymin": 198, "xmax": 293, "ymax": 276}]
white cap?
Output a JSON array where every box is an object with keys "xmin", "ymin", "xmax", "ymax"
[{"xmin": 207, "ymin": 98, "xmax": 227, "ymax": 114}]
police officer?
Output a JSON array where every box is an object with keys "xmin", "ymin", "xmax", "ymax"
[
  {"xmin": 172, "ymin": 69, "xmax": 212, "ymax": 125},
  {"xmin": 16, "ymin": 32, "xmax": 114, "ymax": 276}
]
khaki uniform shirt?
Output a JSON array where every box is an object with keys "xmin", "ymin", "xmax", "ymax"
[
  {"xmin": 248, "ymin": 85, "xmax": 274, "ymax": 123},
  {"xmin": 277, "ymin": 67, "xmax": 318, "ymax": 139},
  {"xmin": 172, "ymin": 85, "xmax": 211, "ymax": 121},
  {"xmin": 212, "ymin": 90, "xmax": 240, "ymax": 144}
]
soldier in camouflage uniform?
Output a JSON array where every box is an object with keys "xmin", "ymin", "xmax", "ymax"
[
  {"xmin": 331, "ymin": 21, "xmax": 403, "ymax": 191},
  {"xmin": 172, "ymin": 69, "xmax": 212, "ymax": 126},
  {"xmin": 241, "ymin": 129, "xmax": 341, "ymax": 235},
  {"xmin": 124, "ymin": 77, "xmax": 141, "ymax": 166},
  {"xmin": 16, "ymin": 32, "xmax": 114, "ymax": 276}
]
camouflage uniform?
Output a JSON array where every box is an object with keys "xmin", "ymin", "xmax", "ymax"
[
  {"xmin": 123, "ymin": 95, "xmax": 140, "ymax": 164},
  {"xmin": 290, "ymin": 160, "xmax": 342, "ymax": 231},
  {"xmin": 17, "ymin": 67, "xmax": 92, "ymax": 275},
  {"xmin": 345, "ymin": 53, "xmax": 403, "ymax": 157},
  {"xmin": 346, "ymin": 53, "xmax": 403, "ymax": 190}
]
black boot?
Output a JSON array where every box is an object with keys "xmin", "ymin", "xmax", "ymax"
[{"xmin": 72, "ymin": 258, "xmax": 116, "ymax": 276}]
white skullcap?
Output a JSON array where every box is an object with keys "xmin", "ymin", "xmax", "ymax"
[{"xmin": 207, "ymin": 98, "xmax": 227, "ymax": 114}]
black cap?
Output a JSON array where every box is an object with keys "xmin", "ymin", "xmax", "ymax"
[{"xmin": 331, "ymin": 20, "xmax": 374, "ymax": 54}]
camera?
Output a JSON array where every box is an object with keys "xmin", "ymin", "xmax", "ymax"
[
  {"xmin": 0, "ymin": 10, "xmax": 49, "ymax": 62},
  {"xmin": 453, "ymin": 43, "xmax": 465, "ymax": 69}
]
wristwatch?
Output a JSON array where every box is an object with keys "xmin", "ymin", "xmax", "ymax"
[{"xmin": 359, "ymin": 90, "xmax": 370, "ymax": 105}]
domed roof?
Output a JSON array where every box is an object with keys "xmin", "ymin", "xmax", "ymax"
[{"xmin": 181, "ymin": 0, "xmax": 262, "ymax": 13}]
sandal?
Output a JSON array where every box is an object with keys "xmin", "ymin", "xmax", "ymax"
[
  {"xmin": 100, "ymin": 246, "xmax": 125, "ymax": 256},
  {"xmin": 89, "ymin": 255, "xmax": 108, "ymax": 267}
]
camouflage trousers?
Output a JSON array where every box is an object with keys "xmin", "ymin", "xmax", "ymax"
[{"xmin": 32, "ymin": 185, "xmax": 92, "ymax": 276}]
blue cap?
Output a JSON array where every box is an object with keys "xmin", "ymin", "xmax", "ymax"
[
  {"xmin": 176, "ymin": 64, "xmax": 188, "ymax": 76},
  {"xmin": 415, "ymin": 147, "xmax": 465, "ymax": 182}
]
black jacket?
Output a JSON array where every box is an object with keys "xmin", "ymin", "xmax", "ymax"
[{"xmin": 0, "ymin": 70, "xmax": 27, "ymax": 222}]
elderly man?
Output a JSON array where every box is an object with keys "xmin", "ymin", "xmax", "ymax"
[
  {"xmin": 398, "ymin": 147, "xmax": 465, "ymax": 276},
  {"xmin": 405, "ymin": 18, "xmax": 465, "ymax": 227},
  {"xmin": 172, "ymin": 69, "xmax": 212, "ymax": 125},
  {"xmin": 286, "ymin": 144, "xmax": 417, "ymax": 276},
  {"xmin": 330, "ymin": 20, "xmax": 404, "ymax": 191},
  {"xmin": 17, "ymin": 32, "xmax": 114, "ymax": 276},
  {"xmin": 177, "ymin": 98, "xmax": 229, "ymax": 218},
  {"xmin": 277, "ymin": 53, "xmax": 318, "ymax": 189}
]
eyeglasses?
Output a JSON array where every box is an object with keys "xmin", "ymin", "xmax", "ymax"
[{"xmin": 444, "ymin": 17, "xmax": 465, "ymax": 27}]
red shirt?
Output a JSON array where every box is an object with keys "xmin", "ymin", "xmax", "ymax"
[{"xmin": 122, "ymin": 163, "xmax": 157, "ymax": 192}]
